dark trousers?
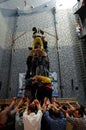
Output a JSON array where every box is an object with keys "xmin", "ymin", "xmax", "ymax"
[{"xmin": 37, "ymin": 87, "xmax": 52, "ymax": 105}]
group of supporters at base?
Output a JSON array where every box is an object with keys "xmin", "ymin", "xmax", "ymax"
[{"xmin": 0, "ymin": 97, "xmax": 86, "ymax": 130}]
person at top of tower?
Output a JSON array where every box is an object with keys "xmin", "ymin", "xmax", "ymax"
[
  {"xmin": 32, "ymin": 27, "xmax": 48, "ymax": 51},
  {"xmin": 32, "ymin": 27, "xmax": 42, "ymax": 39}
]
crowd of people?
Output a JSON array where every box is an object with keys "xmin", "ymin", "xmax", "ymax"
[{"xmin": 0, "ymin": 96, "xmax": 86, "ymax": 130}]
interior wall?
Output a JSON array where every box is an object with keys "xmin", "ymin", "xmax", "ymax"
[
  {"xmin": 0, "ymin": 3, "xmax": 16, "ymax": 98},
  {"xmin": 0, "ymin": 11, "xmax": 9, "ymax": 98},
  {"xmin": 57, "ymin": 8, "xmax": 85, "ymax": 105}
]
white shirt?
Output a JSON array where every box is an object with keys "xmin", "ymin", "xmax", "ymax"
[{"xmin": 23, "ymin": 110, "xmax": 43, "ymax": 130}]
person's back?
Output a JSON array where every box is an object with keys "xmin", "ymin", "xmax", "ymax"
[
  {"xmin": 23, "ymin": 111, "xmax": 42, "ymax": 130},
  {"xmin": 43, "ymin": 110, "xmax": 66, "ymax": 130},
  {"xmin": 66, "ymin": 107, "xmax": 86, "ymax": 130},
  {"xmin": 23, "ymin": 99, "xmax": 43, "ymax": 130}
]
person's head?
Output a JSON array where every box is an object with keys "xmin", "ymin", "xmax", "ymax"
[
  {"xmin": 19, "ymin": 108, "xmax": 25, "ymax": 117},
  {"xmin": 78, "ymin": 109, "xmax": 84, "ymax": 117},
  {"xmin": 49, "ymin": 108, "xmax": 54, "ymax": 117},
  {"xmin": 32, "ymin": 27, "xmax": 37, "ymax": 33},
  {"xmin": 49, "ymin": 108, "xmax": 61, "ymax": 119},
  {"xmin": 32, "ymin": 76, "xmax": 41, "ymax": 83},
  {"xmin": 0, "ymin": 104, "xmax": 7, "ymax": 111},
  {"xmin": 80, "ymin": 105, "xmax": 85, "ymax": 114},
  {"xmin": 28, "ymin": 105, "xmax": 37, "ymax": 114},
  {"xmin": 73, "ymin": 108, "xmax": 84, "ymax": 118},
  {"xmin": 31, "ymin": 78, "xmax": 38, "ymax": 85},
  {"xmin": 4, "ymin": 105, "xmax": 10, "ymax": 112},
  {"xmin": 62, "ymin": 105, "xmax": 67, "ymax": 110},
  {"xmin": 53, "ymin": 110, "xmax": 61, "ymax": 119}
]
